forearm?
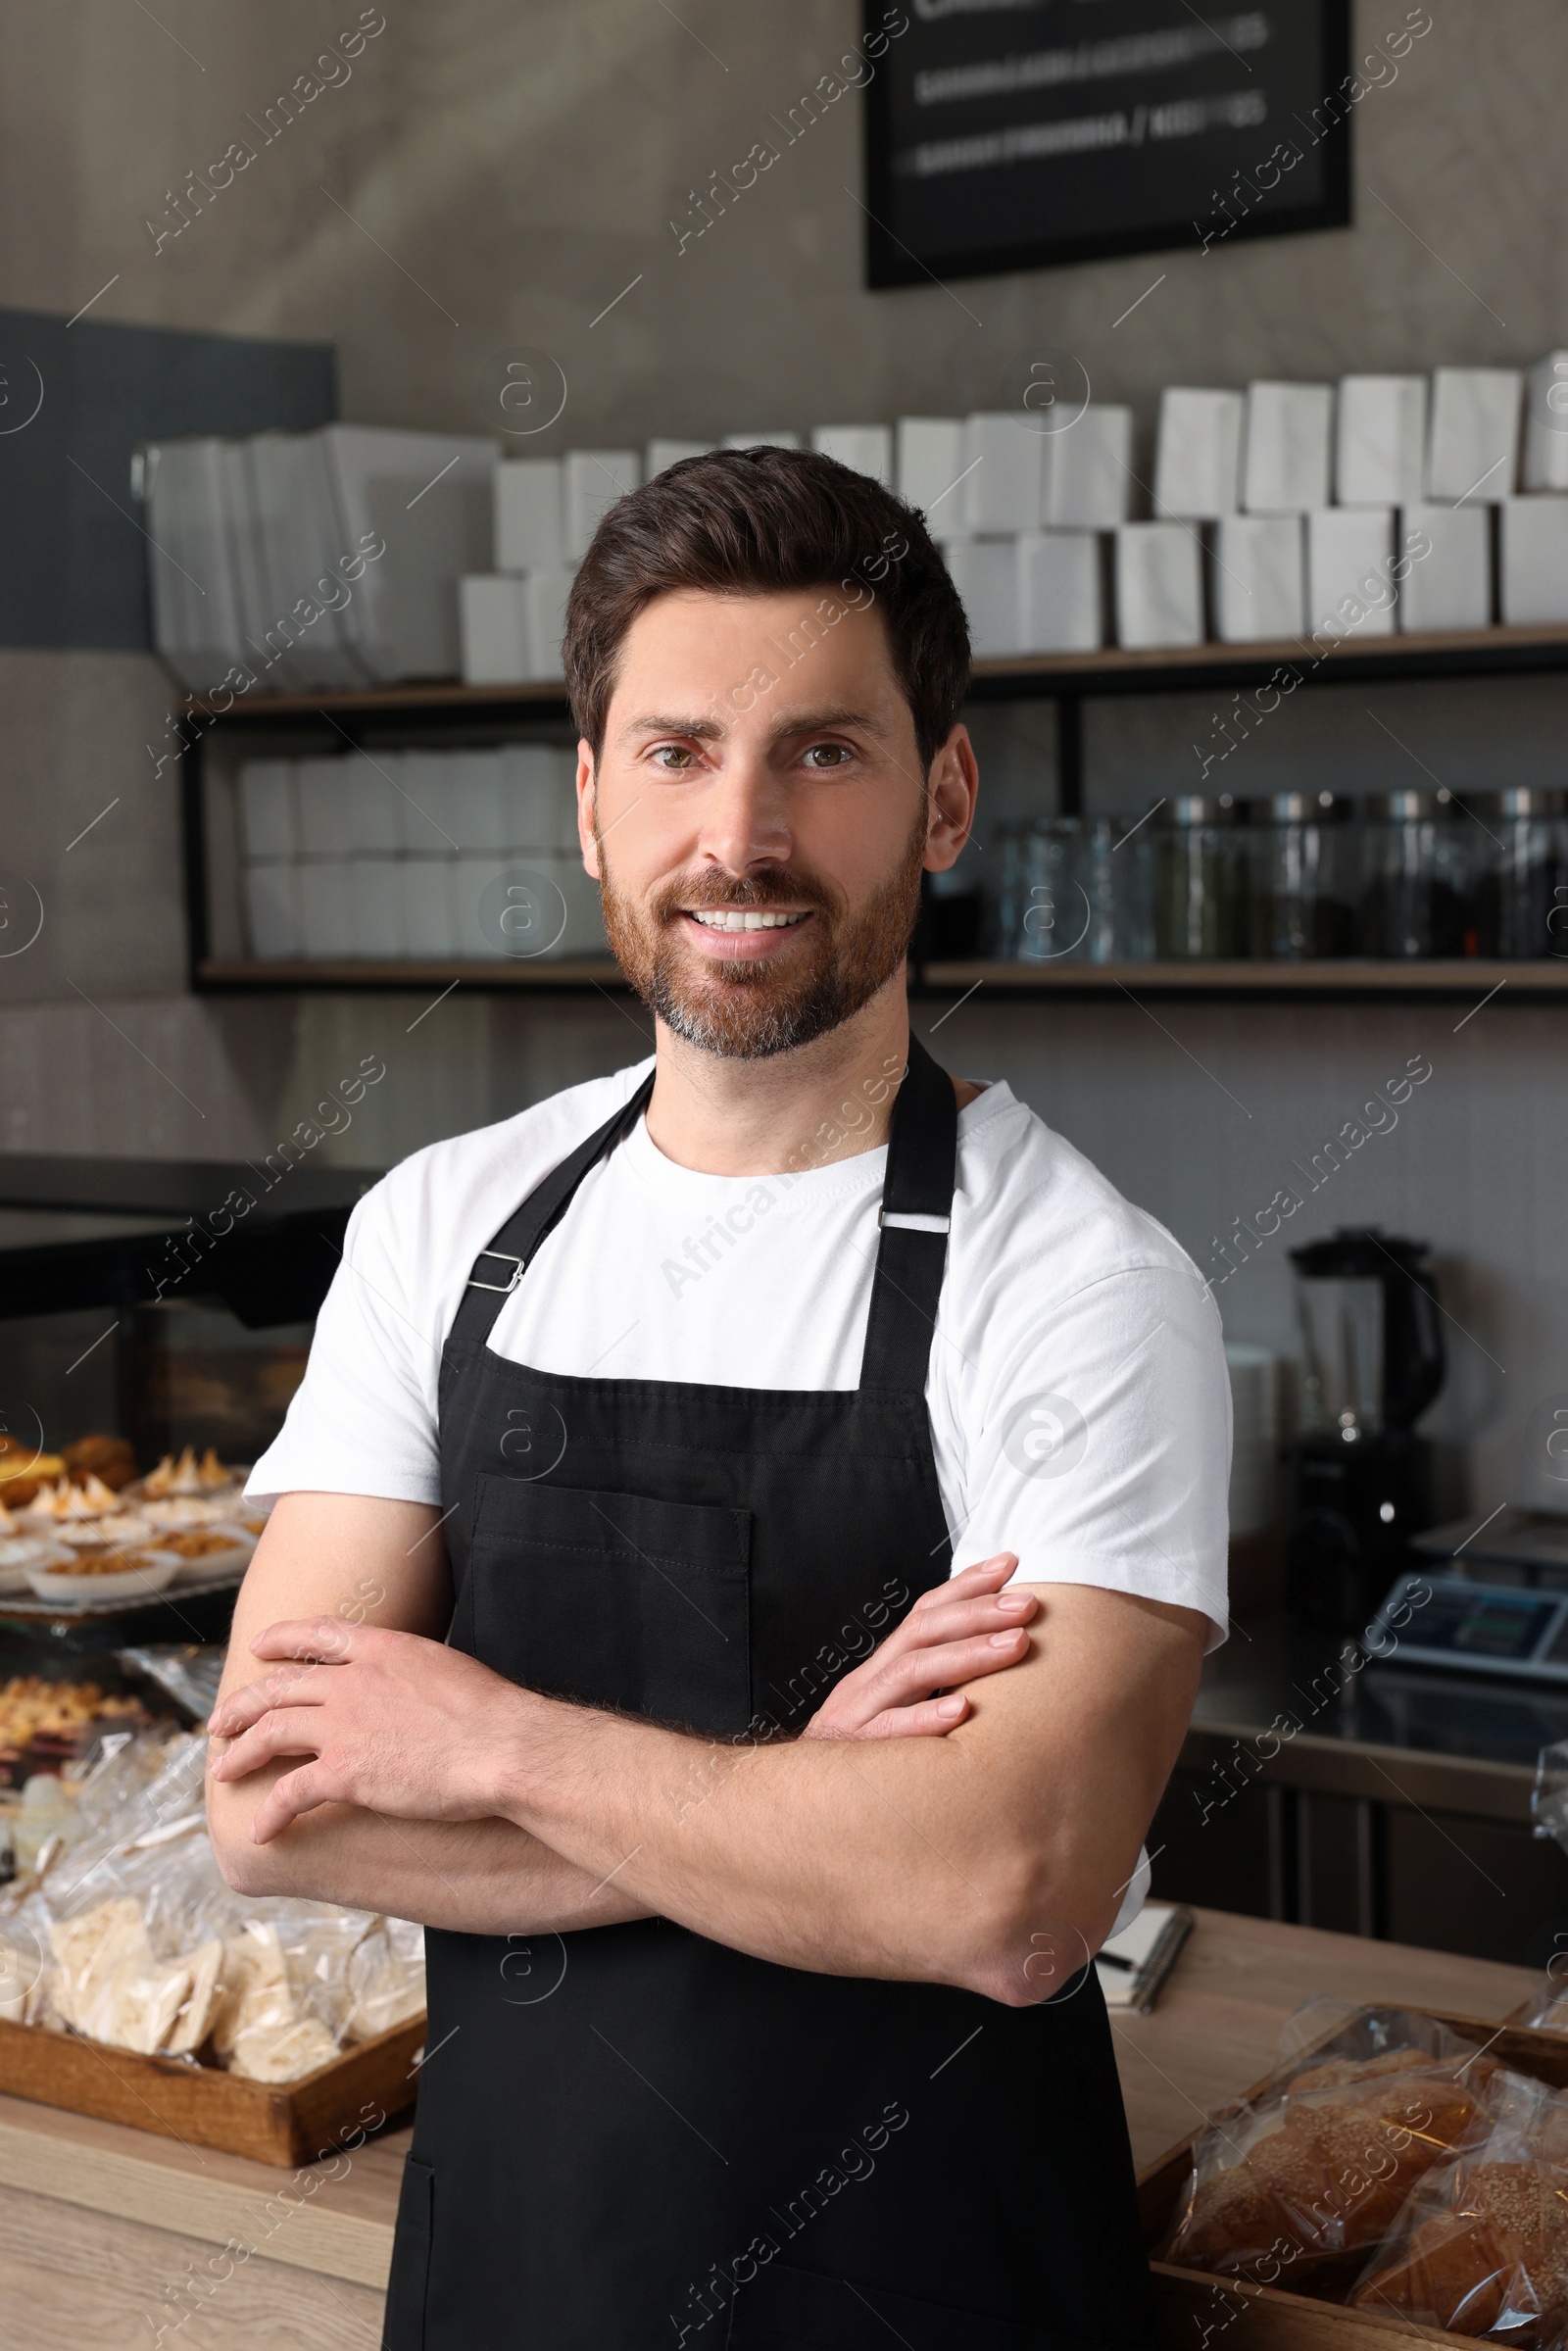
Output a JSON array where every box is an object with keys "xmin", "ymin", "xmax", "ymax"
[
  {"xmin": 493, "ymin": 1699, "xmax": 1054, "ymax": 1999},
  {"xmin": 209, "ymin": 1762, "xmax": 651, "ymax": 1935}
]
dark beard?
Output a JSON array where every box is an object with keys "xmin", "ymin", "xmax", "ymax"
[{"xmin": 598, "ymin": 814, "xmax": 926, "ymax": 1060}]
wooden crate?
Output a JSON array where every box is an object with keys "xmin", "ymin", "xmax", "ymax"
[
  {"xmin": 0, "ymin": 2009, "xmax": 424, "ymax": 2167},
  {"xmin": 1138, "ymin": 2009, "xmax": 1568, "ymax": 2350}
]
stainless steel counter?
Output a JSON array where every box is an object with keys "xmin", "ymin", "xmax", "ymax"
[{"xmin": 1154, "ymin": 1613, "xmax": 1568, "ymax": 1963}]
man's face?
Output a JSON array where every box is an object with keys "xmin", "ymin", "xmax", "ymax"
[{"xmin": 578, "ymin": 588, "xmax": 974, "ymax": 1059}]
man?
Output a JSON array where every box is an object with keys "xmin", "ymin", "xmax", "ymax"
[{"xmin": 209, "ymin": 447, "xmax": 1228, "ymax": 2349}]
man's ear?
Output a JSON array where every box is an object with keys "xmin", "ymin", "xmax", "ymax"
[
  {"xmin": 576, "ymin": 740, "xmax": 600, "ymax": 877},
  {"xmin": 922, "ymin": 723, "xmax": 979, "ymax": 874}
]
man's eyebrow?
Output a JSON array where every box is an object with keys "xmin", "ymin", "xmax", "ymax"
[
  {"xmin": 770, "ymin": 706, "xmax": 891, "ymax": 742},
  {"xmin": 617, "ymin": 712, "xmax": 727, "ymax": 744}
]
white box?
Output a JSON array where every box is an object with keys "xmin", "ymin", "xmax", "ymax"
[
  {"xmin": 1243, "ymin": 383, "xmax": 1333, "ymax": 514},
  {"xmin": 1212, "ymin": 515, "xmax": 1305, "ymax": 642},
  {"xmin": 501, "ymin": 745, "xmax": 579, "ymax": 853},
  {"xmin": 563, "ymin": 451, "xmax": 640, "ymax": 562},
  {"xmin": 494, "ymin": 459, "xmax": 564, "ymax": 574},
  {"xmin": 721, "ymin": 431, "xmax": 801, "ymax": 452},
  {"xmin": 447, "ymin": 754, "xmax": 508, "ymax": 852},
  {"xmin": 398, "ymin": 859, "xmax": 457, "ymax": 956},
  {"xmin": 348, "ymin": 857, "xmax": 403, "ymax": 957},
  {"xmin": 320, "ymin": 426, "xmax": 494, "ymax": 684},
  {"xmin": 295, "ymin": 759, "xmax": 354, "ymax": 857},
  {"xmin": 460, "ymin": 575, "xmax": 532, "ymax": 685},
  {"xmin": 1427, "ymin": 367, "xmax": 1522, "ymax": 503},
  {"xmin": 523, "ymin": 567, "xmax": 576, "ymax": 681},
  {"xmin": 298, "ymin": 859, "xmax": 355, "ymax": 958},
  {"xmin": 1336, "ymin": 376, "xmax": 1427, "ymax": 507},
  {"xmin": 811, "ymin": 425, "xmax": 894, "ymax": 486},
  {"xmin": 1500, "ymin": 496, "xmax": 1568, "ymax": 622},
  {"xmin": 237, "ymin": 760, "xmax": 296, "ymax": 860},
  {"xmin": 1016, "ymin": 532, "xmax": 1102, "ymax": 652},
  {"xmin": 1042, "ymin": 407, "xmax": 1132, "ymax": 529},
  {"xmin": 243, "ymin": 863, "xmax": 301, "ymax": 960},
  {"xmin": 395, "ymin": 753, "xmax": 460, "ymax": 854},
  {"xmin": 1113, "ymin": 523, "xmax": 1203, "ymax": 648},
  {"xmin": 896, "ymin": 418, "xmax": 967, "ymax": 530},
  {"xmin": 944, "ymin": 539, "xmax": 1022, "ymax": 657},
  {"xmin": 1523, "ymin": 352, "xmax": 1568, "ymax": 492},
  {"xmin": 545, "ymin": 852, "xmax": 608, "ymax": 956},
  {"xmin": 962, "ymin": 416, "xmax": 1044, "ymax": 536},
  {"xmin": 1396, "ymin": 503, "xmax": 1492, "ymax": 631},
  {"xmin": 347, "ymin": 763, "xmax": 400, "ymax": 856},
  {"xmin": 451, "ymin": 856, "xmax": 512, "ymax": 959},
  {"xmin": 646, "ymin": 438, "xmax": 713, "ymax": 476},
  {"xmin": 1307, "ymin": 509, "xmax": 1396, "ymax": 637},
  {"xmin": 1153, "ymin": 388, "xmax": 1243, "ymax": 520}
]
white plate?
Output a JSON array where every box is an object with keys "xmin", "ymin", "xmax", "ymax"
[
  {"xmin": 0, "ymin": 1541, "xmax": 74, "ymax": 1595},
  {"xmin": 25, "ymin": 1554, "xmax": 181, "ymax": 1604},
  {"xmin": 146, "ymin": 1532, "xmax": 256, "ymax": 1585}
]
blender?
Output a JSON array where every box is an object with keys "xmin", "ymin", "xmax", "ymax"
[{"xmin": 1286, "ymin": 1228, "xmax": 1446, "ymax": 1631}]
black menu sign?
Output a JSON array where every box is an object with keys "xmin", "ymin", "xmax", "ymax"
[{"xmin": 862, "ymin": 0, "xmax": 1355, "ymax": 288}]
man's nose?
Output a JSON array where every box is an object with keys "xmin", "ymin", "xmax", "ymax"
[{"xmin": 693, "ymin": 751, "xmax": 792, "ymax": 875}]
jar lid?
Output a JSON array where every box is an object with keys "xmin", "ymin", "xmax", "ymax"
[
  {"xmin": 1252, "ymin": 791, "xmax": 1349, "ymax": 823},
  {"xmin": 1364, "ymin": 789, "xmax": 1451, "ymax": 820},
  {"xmin": 1163, "ymin": 793, "xmax": 1240, "ymax": 826},
  {"xmin": 1465, "ymin": 786, "xmax": 1568, "ymax": 818}
]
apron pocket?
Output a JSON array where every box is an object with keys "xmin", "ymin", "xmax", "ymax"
[
  {"xmin": 382, "ymin": 2154, "xmax": 434, "ymax": 2351},
  {"xmin": 725, "ymin": 2261, "xmax": 1094, "ymax": 2350},
  {"xmin": 469, "ymin": 1477, "xmax": 753, "ymax": 1736}
]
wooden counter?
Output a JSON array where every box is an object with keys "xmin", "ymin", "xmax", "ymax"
[{"xmin": 0, "ymin": 1910, "xmax": 1544, "ymax": 2349}]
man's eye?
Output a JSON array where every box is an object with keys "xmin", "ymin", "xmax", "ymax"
[
  {"xmin": 651, "ymin": 745, "xmax": 696, "ymax": 770},
  {"xmin": 802, "ymin": 744, "xmax": 853, "ymax": 769}
]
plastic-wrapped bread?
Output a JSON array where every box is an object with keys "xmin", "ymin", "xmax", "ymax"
[
  {"xmin": 1163, "ymin": 2006, "xmax": 1498, "ymax": 2287},
  {"xmin": 1353, "ymin": 2080, "xmax": 1568, "ymax": 2342},
  {"xmin": 1165, "ymin": 2061, "xmax": 1488, "ymax": 2281}
]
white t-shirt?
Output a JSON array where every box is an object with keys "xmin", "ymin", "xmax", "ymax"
[{"xmin": 252, "ymin": 1061, "xmax": 1231, "ymax": 1932}]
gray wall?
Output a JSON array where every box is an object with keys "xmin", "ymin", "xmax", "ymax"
[{"xmin": 1, "ymin": 0, "xmax": 1566, "ymax": 1513}]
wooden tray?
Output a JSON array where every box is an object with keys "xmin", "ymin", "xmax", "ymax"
[
  {"xmin": 0, "ymin": 2009, "xmax": 425, "ymax": 2168},
  {"xmin": 1137, "ymin": 2009, "xmax": 1568, "ymax": 2349}
]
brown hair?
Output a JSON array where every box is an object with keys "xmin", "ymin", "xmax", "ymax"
[{"xmin": 563, "ymin": 445, "xmax": 971, "ymax": 772}]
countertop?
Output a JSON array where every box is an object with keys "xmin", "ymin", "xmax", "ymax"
[{"xmin": 0, "ymin": 1908, "xmax": 1544, "ymax": 2349}]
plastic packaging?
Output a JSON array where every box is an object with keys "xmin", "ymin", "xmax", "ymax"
[
  {"xmin": 1161, "ymin": 2004, "xmax": 1498, "ymax": 2291},
  {"xmin": 1352, "ymin": 2071, "xmax": 1568, "ymax": 2342},
  {"xmin": 0, "ymin": 1728, "xmax": 423, "ymax": 2079}
]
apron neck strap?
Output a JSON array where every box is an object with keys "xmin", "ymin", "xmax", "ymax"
[
  {"xmin": 447, "ymin": 1070, "xmax": 656, "ymax": 1350},
  {"xmin": 447, "ymin": 1036, "xmax": 959, "ymax": 1395},
  {"xmin": 858, "ymin": 1034, "xmax": 958, "ymax": 1396}
]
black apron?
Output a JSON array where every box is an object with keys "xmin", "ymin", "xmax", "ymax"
[{"xmin": 384, "ymin": 1040, "xmax": 1158, "ymax": 2351}]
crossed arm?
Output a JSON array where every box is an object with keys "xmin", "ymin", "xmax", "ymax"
[{"xmin": 207, "ymin": 1492, "xmax": 1205, "ymax": 2007}]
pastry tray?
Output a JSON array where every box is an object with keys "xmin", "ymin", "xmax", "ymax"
[
  {"xmin": 0, "ymin": 2008, "xmax": 424, "ymax": 2167},
  {"xmin": 1138, "ymin": 2009, "xmax": 1568, "ymax": 2348}
]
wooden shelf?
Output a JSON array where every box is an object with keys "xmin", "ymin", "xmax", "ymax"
[
  {"xmin": 195, "ymin": 956, "xmax": 1568, "ymax": 1001},
  {"xmin": 922, "ymin": 958, "xmax": 1568, "ymax": 1000},
  {"xmin": 179, "ymin": 622, "xmax": 1568, "ymax": 726},
  {"xmin": 196, "ymin": 957, "xmax": 628, "ymax": 992}
]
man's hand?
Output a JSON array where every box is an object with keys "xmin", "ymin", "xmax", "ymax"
[
  {"xmin": 210, "ymin": 1617, "xmax": 520, "ymax": 1841},
  {"xmin": 800, "ymin": 1553, "xmax": 1035, "ymax": 1739},
  {"xmin": 209, "ymin": 1553, "xmax": 1040, "ymax": 1840}
]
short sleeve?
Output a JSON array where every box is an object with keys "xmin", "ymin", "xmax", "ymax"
[
  {"xmin": 246, "ymin": 1185, "xmax": 443, "ymax": 1508},
  {"xmin": 943, "ymin": 1259, "xmax": 1231, "ymax": 1650}
]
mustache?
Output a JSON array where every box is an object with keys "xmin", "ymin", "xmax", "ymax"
[{"xmin": 652, "ymin": 870, "xmax": 843, "ymax": 921}]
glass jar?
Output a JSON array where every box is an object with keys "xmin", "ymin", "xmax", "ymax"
[
  {"xmin": 1357, "ymin": 789, "xmax": 1471, "ymax": 957},
  {"xmin": 1247, "ymin": 791, "xmax": 1356, "ymax": 959},
  {"xmin": 1154, "ymin": 795, "xmax": 1246, "ymax": 958},
  {"xmin": 1018, "ymin": 816, "xmax": 1087, "ymax": 962},
  {"xmin": 1469, "ymin": 787, "xmax": 1568, "ymax": 958},
  {"xmin": 1084, "ymin": 813, "xmax": 1155, "ymax": 962}
]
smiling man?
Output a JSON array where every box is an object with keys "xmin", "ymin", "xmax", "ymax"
[{"xmin": 208, "ymin": 447, "xmax": 1229, "ymax": 2350}]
